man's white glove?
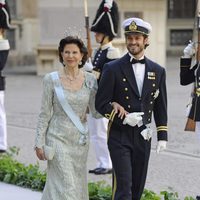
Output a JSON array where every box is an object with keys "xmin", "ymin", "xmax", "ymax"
[
  {"xmin": 123, "ymin": 112, "xmax": 144, "ymax": 127},
  {"xmin": 183, "ymin": 42, "xmax": 195, "ymax": 58},
  {"xmin": 156, "ymin": 140, "xmax": 167, "ymax": 154},
  {"xmin": 140, "ymin": 126, "xmax": 153, "ymax": 141},
  {"xmin": 83, "ymin": 57, "xmax": 93, "ymax": 72}
]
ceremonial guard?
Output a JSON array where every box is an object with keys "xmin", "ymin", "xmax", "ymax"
[
  {"xmin": 0, "ymin": 0, "xmax": 11, "ymax": 153},
  {"xmin": 95, "ymin": 17, "xmax": 168, "ymax": 199},
  {"xmin": 180, "ymin": 42, "xmax": 200, "ymax": 133},
  {"xmin": 84, "ymin": 0, "xmax": 120, "ymax": 175}
]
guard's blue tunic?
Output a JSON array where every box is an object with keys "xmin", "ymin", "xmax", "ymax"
[{"xmin": 180, "ymin": 58, "xmax": 200, "ymax": 121}]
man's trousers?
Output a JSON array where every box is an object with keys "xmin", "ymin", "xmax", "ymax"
[{"xmin": 108, "ymin": 125, "xmax": 151, "ymax": 200}]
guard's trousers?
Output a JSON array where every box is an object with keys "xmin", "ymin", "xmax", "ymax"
[
  {"xmin": 0, "ymin": 91, "xmax": 7, "ymax": 150},
  {"xmin": 196, "ymin": 121, "xmax": 200, "ymax": 139},
  {"xmin": 87, "ymin": 114, "xmax": 112, "ymax": 169},
  {"xmin": 108, "ymin": 125, "xmax": 151, "ymax": 200}
]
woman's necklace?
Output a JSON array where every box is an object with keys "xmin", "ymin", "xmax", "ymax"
[
  {"xmin": 63, "ymin": 70, "xmax": 80, "ymax": 84},
  {"xmin": 60, "ymin": 68, "xmax": 84, "ymax": 91}
]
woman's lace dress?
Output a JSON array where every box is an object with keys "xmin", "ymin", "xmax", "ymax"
[{"xmin": 35, "ymin": 70, "xmax": 99, "ymax": 200}]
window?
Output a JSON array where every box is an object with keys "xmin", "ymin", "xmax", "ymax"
[
  {"xmin": 170, "ymin": 29, "xmax": 193, "ymax": 46},
  {"xmin": 124, "ymin": 12, "xmax": 143, "ymax": 19},
  {"xmin": 168, "ymin": 0, "xmax": 196, "ymax": 19}
]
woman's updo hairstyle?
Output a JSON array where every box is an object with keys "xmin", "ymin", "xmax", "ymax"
[{"xmin": 58, "ymin": 36, "xmax": 88, "ymax": 68}]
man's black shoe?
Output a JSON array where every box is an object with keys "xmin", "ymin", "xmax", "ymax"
[
  {"xmin": 88, "ymin": 167, "xmax": 101, "ymax": 173},
  {"xmin": 196, "ymin": 196, "xmax": 200, "ymax": 200},
  {"xmin": 94, "ymin": 168, "xmax": 113, "ymax": 175}
]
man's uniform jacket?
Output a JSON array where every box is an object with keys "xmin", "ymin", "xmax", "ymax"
[
  {"xmin": 95, "ymin": 53, "xmax": 168, "ymax": 141},
  {"xmin": 180, "ymin": 58, "xmax": 200, "ymax": 121}
]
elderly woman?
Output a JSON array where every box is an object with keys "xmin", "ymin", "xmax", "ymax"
[{"xmin": 35, "ymin": 35, "xmax": 99, "ymax": 200}]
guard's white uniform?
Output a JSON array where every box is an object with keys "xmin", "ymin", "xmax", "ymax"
[
  {"xmin": 0, "ymin": 0, "xmax": 11, "ymax": 151},
  {"xmin": 196, "ymin": 122, "xmax": 200, "ymax": 139},
  {"xmin": 88, "ymin": 43, "xmax": 120, "ymax": 169},
  {"xmin": 0, "ymin": 91, "xmax": 7, "ymax": 150},
  {"xmin": 88, "ymin": 114, "xmax": 112, "ymax": 168},
  {"xmin": 0, "ymin": 39, "xmax": 9, "ymax": 151}
]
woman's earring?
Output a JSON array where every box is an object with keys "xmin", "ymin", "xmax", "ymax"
[{"xmin": 79, "ymin": 61, "xmax": 82, "ymax": 65}]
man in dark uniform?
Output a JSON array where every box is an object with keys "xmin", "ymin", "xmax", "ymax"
[
  {"xmin": 95, "ymin": 17, "xmax": 168, "ymax": 200},
  {"xmin": 180, "ymin": 42, "xmax": 200, "ymax": 200},
  {"xmin": 180, "ymin": 42, "xmax": 200, "ymax": 132},
  {"xmin": 84, "ymin": 0, "xmax": 120, "ymax": 175},
  {"xmin": 0, "ymin": 0, "xmax": 11, "ymax": 153}
]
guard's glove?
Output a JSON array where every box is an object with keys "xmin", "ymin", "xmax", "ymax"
[
  {"xmin": 156, "ymin": 140, "xmax": 167, "ymax": 154},
  {"xmin": 104, "ymin": 0, "xmax": 113, "ymax": 11},
  {"xmin": 183, "ymin": 42, "xmax": 195, "ymax": 58},
  {"xmin": 83, "ymin": 57, "xmax": 93, "ymax": 72},
  {"xmin": 123, "ymin": 112, "xmax": 144, "ymax": 127}
]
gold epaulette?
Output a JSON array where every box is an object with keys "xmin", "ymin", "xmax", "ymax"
[{"xmin": 107, "ymin": 47, "xmax": 120, "ymax": 60}]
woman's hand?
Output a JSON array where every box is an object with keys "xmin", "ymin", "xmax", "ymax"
[
  {"xmin": 35, "ymin": 147, "xmax": 46, "ymax": 161},
  {"xmin": 111, "ymin": 102, "xmax": 128, "ymax": 119}
]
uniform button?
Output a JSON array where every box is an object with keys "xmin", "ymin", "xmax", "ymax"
[
  {"xmin": 125, "ymin": 88, "xmax": 128, "ymax": 91},
  {"xmin": 94, "ymin": 62, "xmax": 97, "ymax": 64},
  {"xmin": 152, "ymin": 84, "xmax": 155, "ymax": 87},
  {"xmin": 148, "ymin": 118, "xmax": 151, "ymax": 121},
  {"xmin": 98, "ymin": 54, "xmax": 101, "ymax": 57},
  {"xmin": 149, "ymin": 110, "xmax": 151, "ymax": 113},
  {"xmin": 126, "ymin": 96, "xmax": 129, "ymax": 99},
  {"xmin": 150, "ymin": 101, "xmax": 153, "ymax": 104},
  {"xmin": 139, "ymin": 97, "xmax": 141, "ymax": 100},
  {"xmin": 123, "ymin": 78, "xmax": 126, "ymax": 81},
  {"xmin": 151, "ymin": 92, "xmax": 154, "ymax": 95},
  {"xmin": 100, "ymin": 50, "xmax": 102, "ymax": 53},
  {"xmin": 128, "ymin": 105, "xmax": 131, "ymax": 108}
]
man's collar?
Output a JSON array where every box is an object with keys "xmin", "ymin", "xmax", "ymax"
[
  {"xmin": 128, "ymin": 53, "xmax": 144, "ymax": 62},
  {"xmin": 100, "ymin": 42, "xmax": 112, "ymax": 50}
]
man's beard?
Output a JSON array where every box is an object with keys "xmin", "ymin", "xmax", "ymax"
[{"xmin": 127, "ymin": 44, "xmax": 144, "ymax": 56}]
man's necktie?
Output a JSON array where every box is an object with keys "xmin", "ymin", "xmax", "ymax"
[{"xmin": 131, "ymin": 58, "xmax": 145, "ymax": 64}]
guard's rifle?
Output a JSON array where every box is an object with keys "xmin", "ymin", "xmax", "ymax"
[
  {"xmin": 184, "ymin": 3, "xmax": 200, "ymax": 132},
  {"xmin": 85, "ymin": 15, "xmax": 92, "ymax": 58},
  {"xmin": 85, "ymin": 15, "xmax": 100, "ymax": 81},
  {"xmin": 83, "ymin": 0, "xmax": 92, "ymax": 58}
]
